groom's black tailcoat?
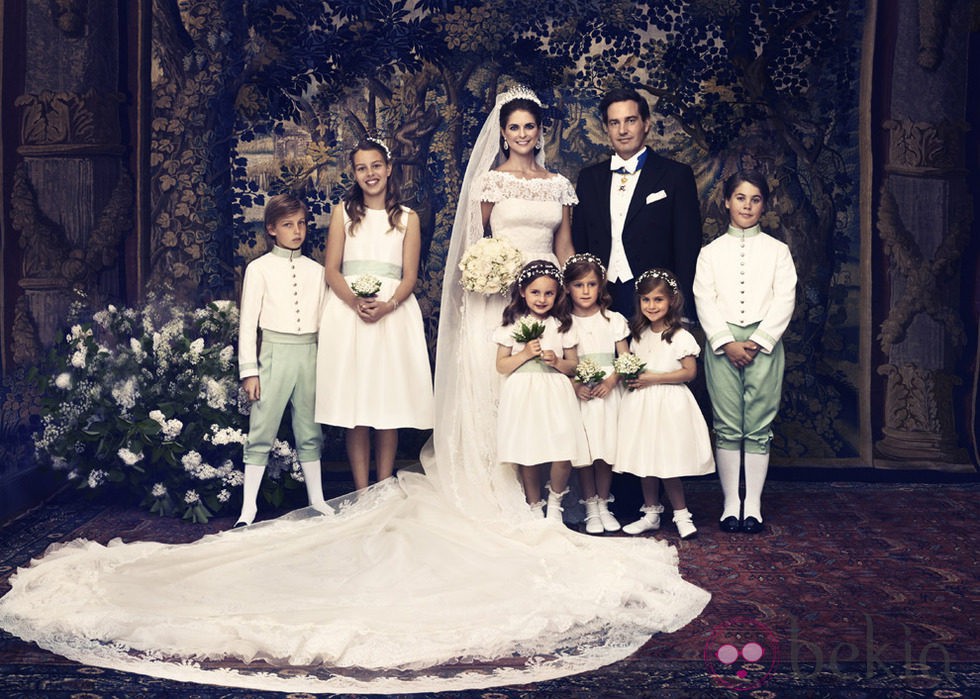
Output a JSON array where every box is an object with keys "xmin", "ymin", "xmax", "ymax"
[{"xmin": 571, "ymin": 151, "xmax": 702, "ymax": 321}]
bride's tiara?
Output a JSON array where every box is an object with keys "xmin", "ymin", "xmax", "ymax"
[{"xmin": 496, "ymin": 84, "xmax": 542, "ymax": 108}]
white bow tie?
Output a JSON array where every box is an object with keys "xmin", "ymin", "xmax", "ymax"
[{"xmin": 610, "ymin": 153, "xmax": 640, "ymax": 174}]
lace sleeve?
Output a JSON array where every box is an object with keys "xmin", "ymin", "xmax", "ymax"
[
  {"xmin": 478, "ymin": 171, "xmax": 579, "ymax": 204},
  {"xmin": 552, "ymin": 174, "xmax": 579, "ymax": 206}
]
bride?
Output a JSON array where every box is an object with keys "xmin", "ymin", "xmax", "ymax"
[{"xmin": 0, "ymin": 87, "xmax": 710, "ymax": 694}]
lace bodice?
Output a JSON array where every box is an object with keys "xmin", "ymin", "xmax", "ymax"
[{"xmin": 478, "ymin": 171, "xmax": 577, "ymax": 260}]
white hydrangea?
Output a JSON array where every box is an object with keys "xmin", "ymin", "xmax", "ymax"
[
  {"xmin": 217, "ymin": 489, "xmax": 231, "ymax": 503},
  {"xmin": 272, "ymin": 439, "xmax": 293, "ymax": 458},
  {"xmin": 54, "ymin": 372, "xmax": 73, "ymax": 390},
  {"xmin": 188, "ymin": 337, "xmax": 205, "ymax": 364},
  {"xmin": 200, "ymin": 377, "xmax": 229, "ymax": 410},
  {"xmin": 129, "ymin": 337, "xmax": 146, "ymax": 361},
  {"xmin": 67, "ymin": 324, "xmax": 85, "ymax": 342},
  {"xmin": 117, "ymin": 447, "xmax": 144, "ymax": 465},
  {"xmin": 222, "ymin": 469, "xmax": 245, "ymax": 487},
  {"xmin": 149, "ymin": 409, "xmax": 183, "ymax": 440},
  {"xmin": 207, "ymin": 424, "xmax": 246, "ymax": 445},
  {"xmin": 218, "ymin": 345, "xmax": 234, "ymax": 370},
  {"xmin": 151, "ymin": 483, "xmax": 168, "ymax": 497},
  {"xmin": 181, "ymin": 451, "xmax": 202, "ymax": 471},
  {"xmin": 87, "ymin": 469, "xmax": 107, "ymax": 489},
  {"xmin": 111, "ymin": 377, "xmax": 139, "ymax": 411},
  {"xmin": 70, "ymin": 348, "xmax": 87, "ymax": 369},
  {"xmin": 184, "ymin": 489, "xmax": 200, "ymax": 504}
]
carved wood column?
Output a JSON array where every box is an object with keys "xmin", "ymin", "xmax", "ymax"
[
  {"xmin": 9, "ymin": 0, "xmax": 132, "ymax": 363},
  {"xmin": 873, "ymin": 0, "xmax": 973, "ymax": 469}
]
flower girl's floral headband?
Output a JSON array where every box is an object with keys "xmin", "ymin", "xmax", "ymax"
[
  {"xmin": 561, "ymin": 253, "xmax": 607, "ymax": 282},
  {"xmin": 635, "ymin": 268, "xmax": 678, "ymax": 293},
  {"xmin": 518, "ymin": 261, "xmax": 562, "ymax": 286},
  {"xmin": 364, "ymin": 135, "xmax": 391, "ymax": 160}
]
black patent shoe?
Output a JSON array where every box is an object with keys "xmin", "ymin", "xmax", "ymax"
[
  {"xmin": 719, "ymin": 516, "xmax": 742, "ymax": 533},
  {"xmin": 742, "ymin": 516, "xmax": 764, "ymax": 534}
]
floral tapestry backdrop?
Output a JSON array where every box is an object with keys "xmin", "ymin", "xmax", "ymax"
[{"xmin": 146, "ymin": 0, "xmax": 863, "ymax": 462}]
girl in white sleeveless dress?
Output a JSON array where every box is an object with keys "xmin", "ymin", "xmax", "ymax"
[
  {"xmin": 315, "ymin": 138, "xmax": 433, "ymax": 490},
  {"xmin": 563, "ymin": 253, "xmax": 631, "ymax": 534}
]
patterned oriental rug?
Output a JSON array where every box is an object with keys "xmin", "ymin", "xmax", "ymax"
[{"xmin": 0, "ymin": 477, "xmax": 977, "ymax": 698}]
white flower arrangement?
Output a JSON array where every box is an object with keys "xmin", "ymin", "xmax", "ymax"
[
  {"xmin": 574, "ymin": 357, "xmax": 607, "ymax": 386},
  {"xmin": 613, "ymin": 352, "xmax": 647, "ymax": 391},
  {"xmin": 33, "ymin": 292, "xmax": 299, "ymax": 524},
  {"xmin": 351, "ymin": 274, "xmax": 382, "ymax": 298},
  {"xmin": 511, "ymin": 316, "xmax": 546, "ymax": 343},
  {"xmin": 459, "ymin": 237, "xmax": 524, "ymax": 295}
]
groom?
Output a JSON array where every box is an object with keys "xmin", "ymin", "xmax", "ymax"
[{"xmin": 571, "ymin": 87, "xmax": 702, "ymax": 320}]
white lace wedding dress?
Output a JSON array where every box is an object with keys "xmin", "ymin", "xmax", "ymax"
[{"xmin": 0, "ymin": 94, "xmax": 710, "ymax": 694}]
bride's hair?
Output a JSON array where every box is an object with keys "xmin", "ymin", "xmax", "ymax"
[
  {"xmin": 502, "ymin": 260, "xmax": 572, "ymax": 332},
  {"xmin": 498, "ymin": 98, "xmax": 543, "ymax": 156},
  {"xmin": 562, "ymin": 253, "xmax": 613, "ymax": 318},
  {"xmin": 630, "ymin": 268, "xmax": 685, "ymax": 343},
  {"xmin": 344, "ymin": 138, "xmax": 404, "ymax": 234}
]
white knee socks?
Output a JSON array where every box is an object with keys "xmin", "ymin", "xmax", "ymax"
[
  {"xmin": 300, "ymin": 460, "xmax": 331, "ymax": 515},
  {"xmin": 237, "ymin": 464, "xmax": 266, "ymax": 526},
  {"xmin": 743, "ymin": 452, "xmax": 770, "ymax": 522},
  {"xmin": 715, "ymin": 448, "xmax": 742, "ymax": 521}
]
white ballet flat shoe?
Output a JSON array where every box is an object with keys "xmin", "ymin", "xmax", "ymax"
[
  {"xmin": 622, "ymin": 505, "xmax": 664, "ymax": 535},
  {"xmin": 597, "ymin": 497, "xmax": 621, "ymax": 532}
]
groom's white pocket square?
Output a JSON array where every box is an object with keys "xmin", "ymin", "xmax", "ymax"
[{"xmin": 646, "ymin": 190, "xmax": 667, "ymax": 204}]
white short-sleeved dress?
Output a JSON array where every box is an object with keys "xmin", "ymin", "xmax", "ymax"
[
  {"xmin": 494, "ymin": 316, "xmax": 590, "ymax": 467},
  {"xmin": 570, "ymin": 310, "xmax": 630, "ymax": 465},
  {"xmin": 615, "ymin": 327, "xmax": 715, "ymax": 478},
  {"xmin": 315, "ymin": 207, "xmax": 434, "ymax": 430}
]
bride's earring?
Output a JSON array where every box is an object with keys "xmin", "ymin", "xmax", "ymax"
[
  {"xmin": 536, "ymin": 135, "xmax": 544, "ymax": 150},
  {"xmin": 503, "ymin": 140, "xmax": 509, "ymax": 151}
]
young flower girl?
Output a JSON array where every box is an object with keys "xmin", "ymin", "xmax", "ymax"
[
  {"xmin": 563, "ymin": 253, "xmax": 630, "ymax": 533},
  {"xmin": 615, "ymin": 268, "xmax": 715, "ymax": 539},
  {"xmin": 494, "ymin": 260, "xmax": 590, "ymax": 520}
]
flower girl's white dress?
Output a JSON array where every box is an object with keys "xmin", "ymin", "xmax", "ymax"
[{"xmin": 315, "ymin": 207, "xmax": 433, "ymax": 429}]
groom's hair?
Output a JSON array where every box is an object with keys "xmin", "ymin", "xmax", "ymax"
[{"xmin": 599, "ymin": 88, "xmax": 650, "ymax": 123}]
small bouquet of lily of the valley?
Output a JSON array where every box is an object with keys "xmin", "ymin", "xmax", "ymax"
[
  {"xmin": 574, "ymin": 357, "xmax": 607, "ymax": 387},
  {"xmin": 459, "ymin": 236, "xmax": 524, "ymax": 295},
  {"xmin": 512, "ymin": 316, "xmax": 546, "ymax": 343},
  {"xmin": 350, "ymin": 274, "xmax": 382, "ymax": 298},
  {"xmin": 613, "ymin": 352, "xmax": 647, "ymax": 390}
]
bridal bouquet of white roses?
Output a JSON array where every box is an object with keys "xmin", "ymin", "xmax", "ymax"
[
  {"xmin": 613, "ymin": 352, "xmax": 647, "ymax": 390},
  {"xmin": 459, "ymin": 237, "xmax": 524, "ymax": 295}
]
